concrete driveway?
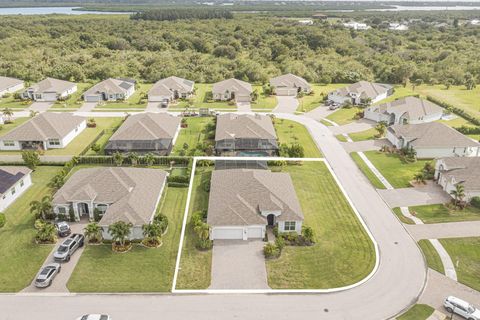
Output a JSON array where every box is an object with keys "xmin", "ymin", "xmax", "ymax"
[
  {"xmin": 304, "ymin": 105, "xmax": 334, "ymax": 120},
  {"xmin": 78, "ymin": 102, "xmax": 97, "ymax": 112},
  {"xmin": 341, "ymin": 139, "xmax": 391, "ymax": 153},
  {"xmin": 273, "ymin": 96, "xmax": 299, "ymax": 113},
  {"xmin": 146, "ymin": 102, "xmax": 167, "ymax": 112},
  {"xmin": 29, "ymin": 102, "xmax": 53, "ymax": 113},
  {"xmin": 329, "ymin": 119, "xmax": 376, "ymax": 135},
  {"xmin": 209, "ymin": 240, "xmax": 269, "ymax": 289},
  {"xmin": 236, "ymin": 102, "xmax": 251, "ymax": 112},
  {"xmin": 378, "ymin": 181, "xmax": 451, "ymax": 208},
  {"xmin": 406, "ymin": 221, "xmax": 480, "ymax": 240}
]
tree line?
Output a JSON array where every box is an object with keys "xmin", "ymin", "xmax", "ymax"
[{"xmin": 131, "ymin": 8, "xmax": 233, "ymax": 21}]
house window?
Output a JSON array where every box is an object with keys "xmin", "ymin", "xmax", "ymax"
[
  {"xmin": 10, "ymin": 187, "xmax": 15, "ymax": 195},
  {"xmin": 96, "ymin": 204, "xmax": 108, "ymax": 213},
  {"xmin": 3, "ymin": 141, "xmax": 14, "ymax": 147},
  {"xmin": 58, "ymin": 207, "xmax": 66, "ymax": 214},
  {"xmin": 49, "ymin": 139, "xmax": 60, "ymax": 146},
  {"xmin": 284, "ymin": 221, "xmax": 296, "ymax": 231},
  {"xmin": 20, "ymin": 180, "xmax": 24, "ymax": 187}
]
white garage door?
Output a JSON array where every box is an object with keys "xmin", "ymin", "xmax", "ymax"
[
  {"xmin": 235, "ymin": 95, "xmax": 251, "ymax": 103},
  {"xmin": 211, "ymin": 228, "xmax": 243, "ymax": 240},
  {"xmin": 276, "ymin": 88, "xmax": 297, "ymax": 96},
  {"xmin": 247, "ymin": 227, "xmax": 264, "ymax": 239},
  {"xmin": 43, "ymin": 92, "xmax": 58, "ymax": 101},
  {"xmin": 85, "ymin": 94, "xmax": 102, "ymax": 102}
]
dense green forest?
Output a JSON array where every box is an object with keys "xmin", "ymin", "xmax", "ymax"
[{"xmin": 0, "ymin": 14, "xmax": 479, "ymax": 86}]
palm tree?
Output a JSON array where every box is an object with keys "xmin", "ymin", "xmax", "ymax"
[
  {"xmin": 375, "ymin": 121, "xmax": 387, "ymax": 138},
  {"xmin": 128, "ymin": 152, "xmax": 139, "ymax": 166},
  {"xmin": 194, "ymin": 222, "xmax": 210, "ymax": 241},
  {"xmin": 84, "ymin": 222, "xmax": 102, "ymax": 243},
  {"xmin": 108, "ymin": 221, "xmax": 132, "ymax": 247},
  {"xmin": 30, "ymin": 196, "xmax": 52, "ymax": 220},
  {"xmin": 143, "ymin": 153, "xmax": 155, "ymax": 167},
  {"xmin": 413, "ymin": 172, "xmax": 426, "ymax": 184},
  {"xmin": 36, "ymin": 222, "xmax": 56, "ymax": 243},
  {"xmin": 142, "ymin": 223, "xmax": 162, "ymax": 245},
  {"xmin": 2, "ymin": 108, "xmax": 13, "ymax": 122},
  {"xmin": 450, "ymin": 184, "xmax": 466, "ymax": 206},
  {"xmin": 113, "ymin": 151, "xmax": 124, "ymax": 167}
]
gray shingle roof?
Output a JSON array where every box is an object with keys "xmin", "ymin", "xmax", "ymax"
[
  {"xmin": 439, "ymin": 157, "xmax": 480, "ymax": 190},
  {"xmin": 0, "ymin": 76, "xmax": 23, "ymax": 92},
  {"xmin": 269, "ymin": 73, "xmax": 310, "ymax": 90},
  {"xmin": 0, "ymin": 113, "xmax": 86, "ymax": 141},
  {"xmin": 212, "ymin": 78, "xmax": 252, "ymax": 95},
  {"xmin": 370, "ymin": 96, "xmax": 443, "ymax": 120},
  {"xmin": 207, "ymin": 169, "xmax": 304, "ymax": 226},
  {"xmin": 109, "ymin": 113, "xmax": 181, "ymax": 141},
  {"xmin": 0, "ymin": 166, "xmax": 31, "ymax": 195},
  {"xmin": 149, "ymin": 76, "xmax": 194, "ymax": 96},
  {"xmin": 84, "ymin": 78, "xmax": 134, "ymax": 96},
  {"xmin": 53, "ymin": 167, "xmax": 167, "ymax": 226},
  {"xmin": 27, "ymin": 77, "xmax": 76, "ymax": 94},
  {"xmin": 334, "ymin": 81, "xmax": 390, "ymax": 100},
  {"xmin": 215, "ymin": 113, "xmax": 277, "ymax": 141}
]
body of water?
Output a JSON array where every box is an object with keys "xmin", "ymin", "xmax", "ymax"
[
  {"xmin": 0, "ymin": 7, "xmax": 132, "ymax": 15},
  {"xmin": 367, "ymin": 5, "xmax": 480, "ymax": 12}
]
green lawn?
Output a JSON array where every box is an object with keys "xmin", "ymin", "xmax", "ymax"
[
  {"xmin": 49, "ymin": 83, "xmax": 91, "ymax": 110},
  {"xmin": 326, "ymin": 107, "xmax": 362, "ymax": 125},
  {"xmin": 363, "ymin": 151, "xmax": 431, "ymax": 188},
  {"xmin": 376, "ymin": 85, "xmax": 416, "ymax": 105},
  {"xmin": 171, "ymin": 117, "xmax": 214, "ymax": 156},
  {"xmin": 274, "ymin": 118, "xmax": 323, "ymax": 158},
  {"xmin": 440, "ymin": 237, "xmax": 480, "ymax": 291},
  {"xmin": 335, "ymin": 134, "xmax": 348, "ymax": 142},
  {"xmin": 349, "ymin": 128, "xmax": 378, "ymax": 142},
  {"xmin": 418, "ymin": 240, "xmax": 445, "ymax": 275},
  {"xmin": 84, "ymin": 119, "xmax": 123, "ymax": 155},
  {"xmin": 297, "ymin": 83, "xmax": 346, "ymax": 112},
  {"xmin": 173, "ymin": 83, "xmax": 236, "ymax": 110},
  {"xmin": 95, "ymin": 83, "xmax": 152, "ymax": 110},
  {"xmin": 397, "ymin": 304, "xmax": 435, "ymax": 320},
  {"xmin": 251, "ymin": 85, "xmax": 277, "ymax": 111},
  {"xmin": 318, "ymin": 119, "xmax": 333, "ymax": 126},
  {"xmin": 392, "ymin": 207, "xmax": 415, "ymax": 224},
  {"xmin": 176, "ymin": 167, "xmax": 212, "ymax": 289},
  {"xmin": 0, "ymin": 166, "xmax": 61, "ymax": 292},
  {"xmin": 350, "ymin": 152, "xmax": 386, "ymax": 189},
  {"xmin": 0, "ymin": 117, "xmax": 29, "ymax": 135},
  {"xmin": 266, "ymin": 162, "xmax": 376, "ymax": 289},
  {"xmin": 67, "ymin": 185, "xmax": 188, "ymax": 292},
  {"xmin": 0, "ymin": 94, "xmax": 32, "ymax": 109},
  {"xmin": 409, "ymin": 204, "xmax": 480, "ymax": 224}
]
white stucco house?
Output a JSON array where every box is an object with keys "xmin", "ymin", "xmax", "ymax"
[
  {"xmin": 0, "ymin": 166, "xmax": 32, "ymax": 212},
  {"xmin": 434, "ymin": 157, "xmax": 480, "ymax": 202},
  {"xmin": 0, "ymin": 113, "xmax": 86, "ymax": 151},
  {"xmin": 386, "ymin": 122, "xmax": 480, "ymax": 159},
  {"xmin": 269, "ymin": 73, "xmax": 311, "ymax": 96},
  {"xmin": 52, "ymin": 167, "xmax": 168, "ymax": 240},
  {"xmin": 389, "ymin": 23, "xmax": 409, "ymax": 31},
  {"xmin": 148, "ymin": 76, "xmax": 195, "ymax": 103},
  {"xmin": 343, "ymin": 21, "xmax": 370, "ymax": 30},
  {"xmin": 212, "ymin": 78, "xmax": 253, "ymax": 103},
  {"xmin": 21, "ymin": 78, "xmax": 77, "ymax": 102},
  {"xmin": 328, "ymin": 81, "xmax": 393, "ymax": 106},
  {"xmin": 0, "ymin": 76, "xmax": 24, "ymax": 97},
  {"xmin": 207, "ymin": 169, "xmax": 304, "ymax": 240},
  {"xmin": 83, "ymin": 78, "xmax": 135, "ymax": 102}
]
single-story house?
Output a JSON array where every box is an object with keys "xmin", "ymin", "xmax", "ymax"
[
  {"xmin": 212, "ymin": 78, "xmax": 252, "ymax": 103},
  {"xmin": 83, "ymin": 78, "xmax": 135, "ymax": 102},
  {"xmin": 207, "ymin": 169, "xmax": 304, "ymax": 240},
  {"xmin": 434, "ymin": 157, "xmax": 480, "ymax": 202},
  {"xmin": 52, "ymin": 167, "xmax": 168, "ymax": 240},
  {"xmin": 269, "ymin": 73, "xmax": 311, "ymax": 96},
  {"xmin": 389, "ymin": 23, "xmax": 409, "ymax": 31},
  {"xmin": 21, "ymin": 78, "xmax": 77, "ymax": 102},
  {"xmin": 386, "ymin": 122, "xmax": 480, "ymax": 159},
  {"xmin": 0, "ymin": 113, "xmax": 86, "ymax": 151},
  {"xmin": 104, "ymin": 113, "xmax": 181, "ymax": 155},
  {"xmin": 215, "ymin": 113, "xmax": 278, "ymax": 156},
  {"xmin": 328, "ymin": 81, "xmax": 393, "ymax": 105},
  {"xmin": 0, "ymin": 76, "xmax": 24, "ymax": 97},
  {"xmin": 343, "ymin": 21, "xmax": 371, "ymax": 30},
  {"xmin": 364, "ymin": 96, "xmax": 444, "ymax": 125},
  {"xmin": 0, "ymin": 166, "xmax": 32, "ymax": 212},
  {"xmin": 148, "ymin": 76, "xmax": 194, "ymax": 102}
]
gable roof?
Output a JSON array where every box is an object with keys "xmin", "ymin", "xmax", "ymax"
[
  {"xmin": 0, "ymin": 166, "xmax": 31, "ymax": 195},
  {"xmin": 215, "ymin": 113, "xmax": 277, "ymax": 141},
  {"xmin": 389, "ymin": 122, "xmax": 480, "ymax": 148},
  {"xmin": 370, "ymin": 96, "xmax": 443, "ymax": 120},
  {"xmin": 149, "ymin": 76, "xmax": 194, "ymax": 96},
  {"xmin": 207, "ymin": 169, "xmax": 304, "ymax": 226},
  {"xmin": 0, "ymin": 113, "xmax": 86, "ymax": 141},
  {"xmin": 84, "ymin": 78, "xmax": 134, "ymax": 96},
  {"xmin": 438, "ymin": 157, "xmax": 480, "ymax": 191},
  {"xmin": 269, "ymin": 73, "xmax": 310, "ymax": 89},
  {"xmin": 333, "ymin": 81, "xmax": 390, "ymax": 100},
  {"xmin": 109, "ymin": 113, "xmax": 181, "ymax": 141},
  {"xmin": 212, "ymin": 78, "xmax": 252, "ymax": 95},
  {"xmin": 0, "ymin": 76, "xmax": 23, "ymax": 92},
  {"xmin": 27, "ymin": 77, "xmax": 76, "ymax": 94},
  {"xmin": 53, "ymin": 167, "xmax": 167, "ymax": 226}
]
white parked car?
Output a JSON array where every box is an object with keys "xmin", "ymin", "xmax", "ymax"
[
  {"xmin": 444, "ymin": 296, "xmax": 480, "ymax": 320},
  {"xmin": 76, "ymin": 315, "xmax": 111, "ymax": 320}
]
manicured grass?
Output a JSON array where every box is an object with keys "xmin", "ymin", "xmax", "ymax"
[
  {"xmin": 440, "ymin": 237, "xmax": 480, "ymax": 291},
  {"xmin": 0, "ymin": 94, "xmax": 32, "ymax": 109},
  {"xmin": 409, "ymin": 204, "xmax": 480, "ymax": 224},
  {"xmin": 171, "ymin": 117, "xmax": 214, "ymax": 156},
  {"xmin": 363, "ymin": 151, "xmax": 431, "ymax": 189},
  {"xmin": 274, "ymin": 118, "xmax": 323, "ymax": 158},
  {"xmin": 297, "ymin": 83, "xmax": 346, "ymax": 112},
  {"xmin": 318, "ymin": 119, "xmax": 333, "ymax": 126},
  {"xmin": 266, "ymin": 162, "xmax": 376, "ymax": 289},
  {"xmin": 418, "ymin": 240, "xmax": 445, "ymax": 275},
  {"xmin": 348, "ymin": 127, "xmax": 378, "ymax": 142},
  {"xmin": 392, "ymin": 207, "xmax": 415, "ymax": 224},
  {"xmin": 67, "ymin": 186, "xmax": 188, "ymax": 292},
  {"xmin": 176, "ymin": 167, "xmax": 212, "ymax": 289},
  {"xmin": 326, "ymin": 107, "xmax": 361, "ymax": 125},
  {"xmin": 335, "ymin": 134, "xmax": 348, "ymax": 142},
  {"xmin": 350, "ymin": 152, "xmax": 386, "ymax": 189},
  {"xmin": 397, "ymin": 304, "xmax": 435, "ymax": 320},
  {"xmin": 251, "ymin": 85, "xmax": 277, "ymax": 111},
  {"xmin": 84, "ymin": 119, "xmax": 123, "ymax": 155},
  {"xmin": 0, "ymin": 117, "xmax": 29, "ymax": 135},
  {"xmin": 95, "ymin": 83, "xmax": 152, "ymax": 109},
  {"xmin": 375, "ymin": 85, "xmax": 416, "ymax": 105},
  {"xmin": 49, "ymin": 83, "xmax": 91, "ymax": 110},
  {"xmin": 174, "ymin": 83, "xmax": 236, "ymax": 110},
  {"xmin": 0, "ymin": 166, "xmax": 61, "ymax": 292}
]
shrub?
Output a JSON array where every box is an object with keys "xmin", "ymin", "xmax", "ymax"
[
  {"xmin": 69, "ymin": 207, "xmax": 76, "ymax": 222},
  {"xmin": 275, "ymin": 236, "xmax": 285, "ymax": 252},
  {"xmin": 91, "ymin": 143, "xmax": 101, "ymax": 153},
  {"xmin": 201, "ymin": 178, "xmax": 211, "ymax": 192},
  {"xmin": 0, "ymin": 213, "xmax": 5, "ymax": 228},
  {"xmin": 167, "ymin": 175, "xmax": 189, "ymax": 184},
  {"xmin": 302, "ymin": 226, "xmax": 315, "ymax": 245},
  {"xmin": 263, "ymin": 243, "xmax": 280, "ymax": 259},
  {"xmin": 93, "ymin": 208, "xmax": 102, "ymax": 222},
  {"xmin": 153, "ymin": 214, "xmax": 169, "ymax": 233},
  {"xmin": 471, "ymin": 196, "xmax": 480, "ymax": 209}
]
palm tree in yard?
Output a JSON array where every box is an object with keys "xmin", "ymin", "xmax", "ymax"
[
  {"xmin": 36, "ymin": 222, "xmax": 56, "ymax": 243},
  {"xmin": 84, "ymin": 222, "xmax": 102, "ymax": 243},
  {"xmin": 142, "ymin": 223, "xmax": 162, "ymax": 244},
  {"xmin": 450, "ymin": 184, "xmax": 465, "ymax": 206},
  {"xmin": 2, "ymin": 108, "xmax": 13, "ymax": 122},
  {"xmin": 194, "ymin": 222, "xmax": 210, "ymax": 241},
  {"xmin": 144, "ymin": 153, "xmax": 155, "ymax": 167},
  {"xmin": 108, "ymin": 221, "xmax": 132, "ymax": 247},
  {"xmin": 375, "ymin": 121, "xmax": 387, "ymax": 138},
  {"xmin": 30, "ymin": 196, "xmax": 53, "ymax": 220},
  {"xmin": 128, "ymin": 152, "xmax": 139, "ymax": 166}
]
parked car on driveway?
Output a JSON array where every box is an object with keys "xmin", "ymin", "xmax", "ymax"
[
  {"xmin": 444, "ymin": 296, "xmax": 480, "ymax": 320},
  {"xmin": 328, "ymin": 103, "xmax": 340, "ymax": 110},
  {"xmin": 76, "ymin": 314, "xmax": 111, "ymax": 320},
  {"xmin": 53, "ymin": 233, "xmax": 84, "ymax": 262},
  {"xmin": 34, "ymin": 263, "xmax": 61, "ymax": 288},
  {"xmin": 54, "ymin": 221, "xmax": 71, "ymax": 237}
]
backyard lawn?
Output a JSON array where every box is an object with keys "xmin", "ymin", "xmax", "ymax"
[
  {"xmin": 397, "ymin": 304, "xmax": 435, "ymax": 320},
  {"xmin": 376, "ymin": 85, "xmax": 416, "ymax": 105},
  {"xmin": 409, "ymin": 204, "xmax": 480, "ymax": 224},
  {"xmin": 326, "ymin": 107, "xmax": 362, "ymax": 125},
  {"xmin": 297, "ymin": 83, "xmax": 345, "ymax": 112},
  {"xmin": 417, "ymin": 85, "xmax": 480, "ymax": 118},
  {"xmin": 171, "ymin": 117, "xmax": 214, "ymax": 156},
  {"xmin": 266, "ymin": 162, "xmax": 376, "ymax": 288},
  {"xmin": 67, "ymin": 186, "xmax": 188, "ymax": 292},
  {"xmin": 350, "ymin": 152, "xmax": 386, "ymax": 189},
  {"xmin": 176, "ymin": 166, "xmax": 212, "ymax": 289},
  {"xmin": 0, "ymin": 117, "xmax": 29, "ymax": 135},
  {"xmin": 274, "ymin": 118, "xmax": 322, "ymax": 158},
  {"xmin": 418, "ymin": 240, "xmax": 445, "ymax": 275},
  {"xmin": 440, "ymin": 237, "xmax": 480, "ymax": 292},
  {"xmin": 94, "ymin": 83, "xmax": 152, "ymax": 110},
  {"xmin": 0, "ymin": 166, "xmax": 61, "ymax": 292}
]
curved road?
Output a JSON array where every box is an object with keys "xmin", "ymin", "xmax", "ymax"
[{"xmin": 1, "ymin": 111, "xmax": 427, "ymax": 320}]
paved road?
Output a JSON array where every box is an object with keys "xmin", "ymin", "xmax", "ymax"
[
  {"xmin": 273, "ymin": 96, "xmax": 299, "ymax": 113},
  {"xmin": 406, "ymin": 221, "xmax": 480, "ymax": 240},
  {"xmin": 378, "ymin": 182, "xmax": 450, "ymax": 208}
]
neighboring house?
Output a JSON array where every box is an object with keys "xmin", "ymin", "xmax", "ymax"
[
  {"xmin": 104, "ymin": 113, "xmax": 181, "ymax": 155},
  {"xmin": 386, "ymin": 122, "xmax": 480, "ymax": 159},
  {"xmin": 435, "ymin": 157, "xmax": 480, "ymax": 202},
  {"xmin": 22, "ymin": 78, "xmax": 77, "ymax": 102},
  {"xmin": 215, "ymin": 113, "xmax": 278, "ymax": 156},
  {"xmin": 389, "ymin": 23, "xmax": 409, "ymax": 31},
  {"xmin": 0, "ymin": 113, "xmax": 86, "ymax": 151},
  {"xmin": 0, "ymin": 76, "xmax": 24, "ymax": 97},
  {"xmin": 343, "ymin": 21, "xmax": 370, "ymax": 30},
  {"xmin": 52, "ymin": 167, "xmax": 168, "ymax": 240},
  {"xmin": 0, "ymin": 166, "xmax": 32, "ymax": 212},
  {"xmin": 83, "ymin": 78, "xmax": 135, "ymax": 102},
  {"xmin": 298, "ymin": 19, "xmax": 314, "ymax": 25},
  {"xmin": 207, "ymin": 169, "xmax": 304, "ymax": 240},
  {"xmin": 212, "ymin": 78, "xmax": 253, "ymax": 103},
  {"xmin": 269, "ymin": 73, "xmax": 311, "ymax": 96},
  {"xmin": 364, "ymin": 96, "xmax": 444, "ymax": 125},
  {"xmin": 148, "ymin": 76, "xmax": 194, "ymax": 103},
  {"xmin": 470, "ymin": 19, "xmax": 480, "ymax": 26},
  {"xmin": 328, "ymin": 81, "xmax": 393, "ymax": 105}
]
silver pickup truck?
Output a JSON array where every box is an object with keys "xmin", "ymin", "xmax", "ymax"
[{"xmin": 53, "ymin": 233, "xmax": 84, "ymax": 262}]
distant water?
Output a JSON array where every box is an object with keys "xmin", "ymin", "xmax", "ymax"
[
  {"xmin": 367, "ymin": 5, "xmax": 480, "ymax": 11},
  {"xmin": 0, "ymin": 7, "xmax": 132, "ymax": 15}
]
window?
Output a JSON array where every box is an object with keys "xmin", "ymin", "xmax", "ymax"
[
  {"xmin": 49, "ymin": 139, "xmax": 60, "ymax": 146},
  {"xmin": 57, "ymin": 207, "xmax": 66, "ymax": 214},
  {"xmin": 3, "ymin": 141, "xmax": 14, "ymax": 147},
  {"xmin": 20, "ymin": 180, "xmax": 24, "ymax": 187},
  {"xmin": 284, "ymin": 221, "xmax": 296, "ymax": 231},
  {"xmin": 10, "ymin": 187, "xmax": 15, "ymax": 195},
  {"xmin": 96, "ymin": 204, "xmax": 108, "ymax": 212}
]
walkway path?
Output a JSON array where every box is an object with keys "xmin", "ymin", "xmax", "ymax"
[
  {"xmin": 428, "ymin": 239, "xmax": 457, "ymax": 281},
  {"xmin": 273, "ymin": 96, "xmax": 298, "ymax": 113}
]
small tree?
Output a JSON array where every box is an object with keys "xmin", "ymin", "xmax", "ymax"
[
  {"xmin": 29, "ymin": 110, "xmax": 39, "ymax": 118},
  {"xmin": 413, "ymin": 172, "xmax": 426, "ymax": 184},
  {"xmin": 142, "ymin": 223, "xmax": 162, "ymax": 246},
  {"xmin": 108, "ymin": 221, "xmax": 132, "ymax": 247},
  {"xmin": 128, "ymin": 152, "xmax": 139, "ymax": 166},
  {"xmin": 2, "ymin": 107, "xmax": 13, "ymax": 123},
  {"xmin": 374, "ymin": 121, "xmax": 387, "ymax": 138},
  {"xmin": 113, "ymin": 151, "xmax": 124, "ymax": 167},
  {"xmin": 48, "ymin": 173, "xmax": 65, "ymax": 191},
  {"xmin": 22, "ymin": 150, "xmax": 41, "ymax": 170},
  {"xmin": 302, "ymin": 226, "xmax": 315, "ymax": 244},
  {"xmin": 36, "ymin": 222, "xmax": 56, "ymax": 243},
  {"xmin": 450, "ymin": 183, "xmax": 465, "ymax": 207},
  {"xmin": 144, "ymin": 153, "xmax": 155, "ymax": 167},
  {"xmin": 84, "ymin": 222, "xmax": 102, "ymax": 243},
  {"xmin": 30, "ymin": 196, "xmax": 52, "ymax": 220}
]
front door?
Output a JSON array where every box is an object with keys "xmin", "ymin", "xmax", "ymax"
[
  {"xmin": 267, "ymin": 214, "xmax": 275, "ymax": 226},
  {"xmin": 77, "ymin": 203, "xmax": 89, "ymax": 217}
]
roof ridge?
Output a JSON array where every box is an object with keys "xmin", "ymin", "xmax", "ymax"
[
  {"xmin": 252, "ymin": 171, "xmax": 297, "ymax": 217},
  {"xmin": 108, "ymin": 168, "xmax": 134, "ymax": 193}
]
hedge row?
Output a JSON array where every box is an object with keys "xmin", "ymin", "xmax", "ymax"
[{"xmin": 75, "ymin": 156, "xmax": 190, "ymax": 166}]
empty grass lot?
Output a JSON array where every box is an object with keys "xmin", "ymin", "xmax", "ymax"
[
  {"xmin": 297, "ymin": 83, "xmax": 346, "ymax": 112},
  {"xmin": 171, "ymin": 117, "xmax": 214, "ymax": 156},
  {"xmin": 417, "ymin": 85, "xmax": 480, "ymax": 118},
  {"xmin": 67, "ymin": 185, "xmax": 188, "ymax": 292},
  {"xmin": 350, "ymin": 152, "xmax": 386, "ymax": 189},
  {"xmin": 176, "ymin": 167, "xmax": 213, "ymax": 289},
  {"xmin": 274, "ymin": 118, "xmax": 322, "ymax": 158},
  {"xmin": 0, "ymin": 166, "xmax": 61, "ymax": 292},
  {"xmin": 418, "ymin": 240, "xmax": 445, "ymax": 275},
  {"xmin": 266, "ymin": 162, "xmax": 376, "ymax": 289},
  {"xmin": 408, "ymin": 204, "xmax": 480, "ymax": 224},
  {"xmin": 397, "ymin": 304, "xmax": 435, "ymax": 320},
  {"xmin": 440, "ymin": 237, "xmax": 480, "ymax": 291}
]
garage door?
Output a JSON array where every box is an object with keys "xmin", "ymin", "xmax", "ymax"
[
  {"xmin": 211, "ymin": 228, "xmax": 243, "ymax": 240},
  {"xmin": 236, "ymin": 95, "xmax": 251, "ymax": 103},
  {"xmin": 85, "ymin": 94, "xmax": 101, "ymax": 102},
  {"xmin": 276, "ymin": 88, "xmax": 297, "ymax": 96},
  {"xmin": 247, "ymin": 227, "xmax": 264, "ymax": 239},
  {"xmin": 43, "ymin": 92, "xmax": 58, "ymax": 101}
]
